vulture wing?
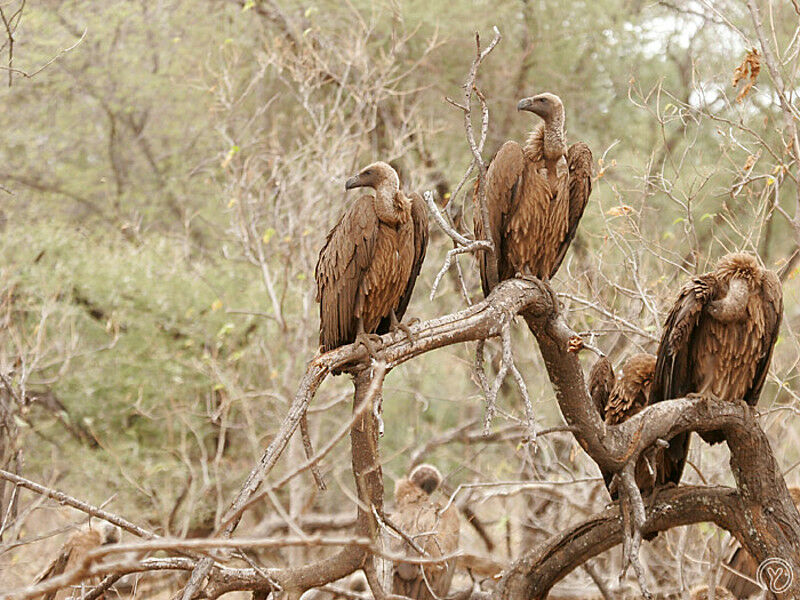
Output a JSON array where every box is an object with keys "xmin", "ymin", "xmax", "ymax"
[
  {"xmin": 315, "ymin": 195, "xmax": 380, "ymax": 351},
  {"xmin": 378, "ymin": 192, "xmax": 428, "ymax": 333},
  {"xmin": 475, "ymin": 141, "xmax": 524, "ymax": 297},
  {"xmin": 743, "ymin": 269, "xmax": 782, "ymax": 405},
  {"xmin": 391, "ymin": 479, "xmax": 459, "ymax": 600},
  {"xmin": 550, "ymin": 141, "xmax": 593, "ymax": 278},
  {"xmin": 651, "ymin": 273, "xmax": 718, "ymax": 486},
  {"xmin": 588, "ymin": 355, "xmax": 614, "ymax": 420}
]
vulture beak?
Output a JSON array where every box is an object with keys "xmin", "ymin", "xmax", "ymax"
[
  {"xmin": 517, "ymin": 97, "xmax": 535, "ymax": 112},
  {"xmin": 345, "ymin": 175, "xmax": 361, "ymax": 190}
]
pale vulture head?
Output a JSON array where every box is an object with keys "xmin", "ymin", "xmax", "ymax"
[
  {"xmin": 517, "ymin": 92, "xmax": 564, "ymax": 123},
  {"xmin": 409, "ymin": 463, "xmax": 443, "ymax": 495},
  {"xmin": 344, "ymin": 161, "xmax": 400, "ymax": 194}
]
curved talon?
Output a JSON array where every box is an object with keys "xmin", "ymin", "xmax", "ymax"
[
  {"xmin": 389, "ymin": 310, "xmax": 416, "ymax": 344},
  {"xmin": 355, "ymin": 333, "xmax": 384, "ymax": 359}
]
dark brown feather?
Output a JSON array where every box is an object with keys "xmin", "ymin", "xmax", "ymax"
[
  {"xmin": 588, "ymin": 355, "xmax": 614, "ymax": 419},
  {"xmin": 474, "ymin": 96, "xmax": 593, "ymax": 297},
  {"xmin": 474, "ymin": 141, "xmax": 523, "ymax": 297},
  {"xmin": 378, "ymin": 192, "xmax": 428, "ymax": 333},
  {"xmin": 651, "ymin": 253, "xmax": 783, "ymax": 476},
  {"xmin": 596, "ymin": 354, "xmax": 660, "ymax": 501},
  {"xmin": 316, "ymin": 163, "xmax": 428, "ymax": 354},
  {"xmin": 550, "ymin": 141, "xmax": 592, "ymax": 277},
  {"xmin": 315, "ymin": 195, "xmax": 380, "ymax": 351}
]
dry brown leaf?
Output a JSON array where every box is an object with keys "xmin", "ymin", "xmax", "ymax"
[{"xmin": 732, "ymin": 48, "xmax": 760, "ymax": 103}]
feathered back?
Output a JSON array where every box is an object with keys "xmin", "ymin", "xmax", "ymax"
[
  {"xmin": 689, "ymin": 585, "xmax": 736, "ymax": 600},
  {"xmin": 391, "ymin": 465, "xmax": 459, "ymax": 600},
  {"xmin": 36, "ymin": 520, "xmax": 121, "ymax": 600}
]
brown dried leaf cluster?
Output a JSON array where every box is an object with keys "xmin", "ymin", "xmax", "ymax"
[{"xmin": 732, "ymin": 48, "xmax": 760, "ymax": 103}]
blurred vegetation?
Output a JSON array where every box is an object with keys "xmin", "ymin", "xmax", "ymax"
[{"xmin": 2, "ymin": 0, "xmax": 800, "ymax": 592}]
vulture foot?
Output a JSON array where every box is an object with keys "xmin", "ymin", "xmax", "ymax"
[
  {"xmin": 686, "ymin": 391, "xmax": 720, "ymax": 403},
  {"xmin": 389, "ymin": 311, "xmax": 416, "ymax": 345},
  {"xmin": 355, "ymin": 332, "xmax": 384, "ymax": 360},
  {"xmin": 513, "ymin": 266, "xmax": 540, "ymax": 283}
]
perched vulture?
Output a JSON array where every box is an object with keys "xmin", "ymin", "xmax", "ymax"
[
  {"xmin": 719, "ymin": 487, "xmax": 800, "ymax": 598},
  {"xmin": 589, "ymin": 353, "xmax": 663, "ymax": 500},
  {"xmin": 391, "ymin": 464, "xmax": 460, "ymax": 600},
  {"xmin": 689, "ymin": 585, "xmax": 736, "ymax": 600},
  {"xmin": 650, "ymin": 253, "xmax": 782, "ymax": 486},
  {"xmin": 474, "ymin": 92, "xmax": 593, "ymax": 296},
  {"xmin": 36, "ymin": 520, "xmax": 121, "ymax": 600},
  {"xmin": 315, "ymin": 162, "xmax": 428, "ymax": 353}
]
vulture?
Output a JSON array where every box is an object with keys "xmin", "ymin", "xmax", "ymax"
[
  {"xmin": 36, "ymin": 520, "xmax": 121, "ymax": 600},
  {"xmin": 315, "ymin": 162, "xmax": 428, "ymax": 354},
  {"xmin": 391, "ymin": 464, "xmax": 460, "ymax": 600},
  {"xmin": 689, "ymin": 586, "xmax": 736, "ymax": 600},
  {"xmin": 719, "ymin": 487, "xmax": 800, "ymax": 598},
  {"xmin": 650, "ymin": 253, "xmax": 782, "ymax": 486},
  {"xmin": 474, "ymin": 92, "xmax": 593, "ymax": 296},
  {"xmin": 589, "ymin": 353, "xmax": 666, "ymax": 500}
]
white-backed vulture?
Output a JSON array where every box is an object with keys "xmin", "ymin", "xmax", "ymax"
[
  {"xmin": 650, "ymin": 253, "xmax": 783, "ymax": 486},
  {"xmin": 719, "ymin": 486, "xmax": 800, "ymax": 598},
  {"xmin": 391, "ymin": 464, "xmax": 460, "ymax": 600},
  {"xmin": 474, "ymin": 92, "xmax": 593, "ymax": 296},
  {"xmin": 36, "ymin": 520, "xmax": 121, "ymax": 600},
  {"xmin": 315, "ymin": 162, "xmax": 428, "ymax": 353},
  {"xmin": 689, "ymin": 585, "xmax": 736, "ymax": 600},
  {"xmin": 589, "ymin": 353, "xmax": 665, "ymax": 501}
]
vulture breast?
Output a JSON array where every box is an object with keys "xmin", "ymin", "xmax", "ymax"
[
  {"xmin": 506, "ymin": 162, "xmax": 569, "ymax": 279},
  {"xmin": 359, "ymin": 218, "xmax": 414, "ymax": 335},
  {"xmin": 689, "ymin": 288, "xmax": 768, "ymax": 403}
]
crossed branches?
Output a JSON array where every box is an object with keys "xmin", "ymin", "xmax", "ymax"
[{"xmin": 8, "ymin": 274, "xmax": 800, "ymax": 599}]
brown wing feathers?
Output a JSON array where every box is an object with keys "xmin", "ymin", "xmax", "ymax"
[
  {"xmin": 378, "ymin": 192, "xmax": 429, "ymax": 334},
  {"xmin": 315, "ymin": 195, "xmax": 380, "ymax": 352},
  {"xmin": 550, "ymin": 141, "xmax": 592, "ymax": 277},
  {"xmin": 316, "ymin": 162, "xmax": 428, "ymax": 353},
  {"xmin": 476, "ymin": 93, "xmax": 593, "ymax": 296},
  {"xmin": 590, "ymin": 354, "xmax": 659, "ymax": 499},
  {"xmin": 391, "ymin": 464, "xmax": 459, "ymax": 600}
]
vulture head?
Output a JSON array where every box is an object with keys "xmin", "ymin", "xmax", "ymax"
[
  {"xmin": 97, "ymin": 520, "xmax": 122, "ymax": 545},
  {"xmin": 345, "ymin": 161, "xmax": 400, "ymax": 196},
  {"xmin": 619, "ymin": 353, "xmax": 657, "ymax": 396},
  {"xmin": 708, "ymin": 253, "xmax": 763, "ymax": 323},
  {"xmin": 409, "ymin": 463, "xmax": 443, "ymax": 495},
  {"xmin": 517, "ymin": 92, "xmax": 564, "ymax": 123}
]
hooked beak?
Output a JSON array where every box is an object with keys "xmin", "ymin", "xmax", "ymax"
[
  {"xmin": 345, "ymin": 175, "xmax": 360, "ymax": 190},
  {"xmin": 517, "ymin": 97, "xmax": 534, "ymax": 112}
]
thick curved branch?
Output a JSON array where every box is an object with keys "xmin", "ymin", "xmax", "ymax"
[
  {"xmin": 523, "ymin": 293, "xmax": 800, "ymax": 596},
  {"xmin": 497, "ymin": 486, "xmax": 742, "ymax": 599}
]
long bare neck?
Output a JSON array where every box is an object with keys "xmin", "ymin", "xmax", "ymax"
[
  {"xmin": 373, "ymin": 180, "xmax": 409, "ymax": 226},
  {"xmin": 543, "ymin": 111, "xmax": 566, "ymax": 161},
  {"xmin": 524, "ymin": 115, "xmax": 566, "ymax": 164}
]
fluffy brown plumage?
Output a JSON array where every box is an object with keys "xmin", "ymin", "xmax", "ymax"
[
  {"xmin": 391, "ymin": 464, "xmax": 460, "ymax": 600},
  {"xmin": 719, "ymin": 487, "xmax": 800, "ymax": 598},
  {"xmin": 474, "ymin": 92, "xmax": 592, "ymax": 296},
  {"xmin": 589, "ymin": 354, "xmax": 662, "ymax": 501},
  {"xmin": 689, "ymin": 585, "xmax": 736, "ymax": 600},
  {"xmin": 36, "ymin": 521, "xmax": 121, "ymax": 600},
  {"xmin": 650, "ymin": 253, "xmax": 783, "ymax": 486},
  {"xmin": 315, "ymin": 162, "xmax": 428, "ymax": 352}
]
